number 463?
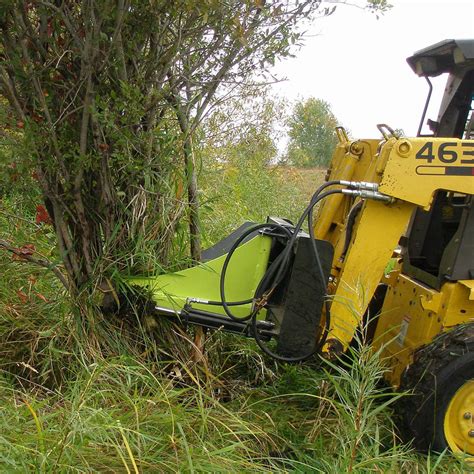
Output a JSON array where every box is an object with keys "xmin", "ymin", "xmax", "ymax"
[{"xmin": 416, "ymin": 142, "xmax": 458, "ymax": 164}]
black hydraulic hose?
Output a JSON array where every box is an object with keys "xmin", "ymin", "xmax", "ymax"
[
  {"xmin": 253, "ymin": 247, "xmax": 291, "ymax": 300},
  {"xmin": 267, "ymin": 180, "xmax": 344, "ymax": 297},
  {"xmin": 219, "ymin": 222, "xmax": 293, "ymax": 321},
  {"xmin": 251, "ymin": 188, "xmax": 344, "ymax": 363},
  {"xmin": 308, "ymin": 213, "xmax": 332, "ymax": 351},
  {"xmin": 341, "ymin": 200, "xmax": 364, "ymax": 259},
  {"xmin": 307, "ymin": 190, "xmax": 344, "ymax": 353},
  {"xmin": 215, "ymin": 180, "xmax": 344, "ymax": 361},
  {"xmin": 263, "ymin": 180, "xmax": 344, "ymax": 290},
  {"xmin": 200, "ymin": 181, "xmax": 344, "ymax": 316},
  {"xmin": 248, "ymin": 182, "xmax": 344, "ymax": 308}
]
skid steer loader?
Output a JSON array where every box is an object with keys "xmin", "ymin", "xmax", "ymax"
[{"xmin": 126, "ymin": 39, "xmax": 474, "ymax": 455}]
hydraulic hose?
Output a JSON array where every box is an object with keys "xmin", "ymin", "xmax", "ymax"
[
  {"xmin": 219, "ymin": 222, "xmax": 293, "ymax": 321},
  {"xmin": 251, "ymin": 188, "xmax": 343, "ymax": 362},
  {"xmin": 256, "ymin": 180, "xmax": 344, "ymax": 293},
  {"xmin": 207, "ymin": 180, "xmax": 345, "ymax": 362},
  {"xmin": 340, "ymin": 200, "xmax": 364, "ymax": 259},
  {"xmin": 192, "ymin": 179, "xmax": 390, "ymax": 362},
  {"xmin": 217, "ymin": 180, "xmax": 343, "ymax": 319}
]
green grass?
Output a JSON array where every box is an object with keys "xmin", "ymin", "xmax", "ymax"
[
  {"xmin": 0, "ymin": 174, "xmax": 472, "ymax": 473},
  {"xmin": 0, "ymin": 358, "xmax": 278, "ymax": 472},
  {"xmin": 0, "ymin": 337, "xmax": 469, "ymax": 472}
]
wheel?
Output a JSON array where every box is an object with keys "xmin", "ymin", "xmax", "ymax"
[
  {"xmin": 398, "ymin": 324, "xmax": 474, "ymax": 456},
  {"xmin": 444, "ymin": 379, "xmax": 474, "ymax": 454}
]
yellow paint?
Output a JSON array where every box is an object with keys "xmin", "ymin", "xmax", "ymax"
[
  {"xmin": 444, "ymin": 381, "xmax": 474, "ymax": 455},
  {"xmin": 315, "ymin": 139, "xmax": 381, "ymax": 244},
  {"xmin": 460, "ymin": 280, "xmax": 474, "ymax": 301},
  {"xmin": 328, "ymin": 199, "xmax": 414, "ymax": 347},
  {"xmin": 372, "ymin": 274, "xmax": 474, "ymax": 386},
  {"xmin": 379, "ymin": 138, "xmax": 474, "ymax": 209},
  {"xmin": 313, "ymin": 132, "xmax": 473, "ymax": 389}
]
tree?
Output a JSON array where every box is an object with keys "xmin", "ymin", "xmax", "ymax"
[
  {"xmin": 201, "ymin": 85, "xmax": 284, "ymax": 166},
  {"xmin": 0, "ymin": 1, "xmax": 389, "ymax": 297},
  {"xmin": 198, "ymin": 89, "xmax": 304, "ymax": 246},
  {"xmin": 286, "ymin": 98, "xmax": 339, "ymax": 167},
  {"xmin": 0, "ymin": 1, "xmax": 327, "ymax": 295}
]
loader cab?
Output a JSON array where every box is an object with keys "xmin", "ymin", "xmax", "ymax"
[{"xmin": 403, "ymin": 40, "xmax": 474, "ymax": 289}]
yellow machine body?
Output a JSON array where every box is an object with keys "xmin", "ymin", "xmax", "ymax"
[
  {"xmin": 304, "ymin": 39, "xmax": 474, "ymax": 455},
  {"xmin": 314, "ymin": 135, "xmax": 474, "ymax": 386},
  {"xmin": 374, "ymin": 272, "xmax": 474, "ymax": 386}
]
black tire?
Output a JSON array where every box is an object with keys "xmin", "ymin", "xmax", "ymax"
[{"xmin": 398, "ymin": 324, "xmax": 474, "ymax": 454}]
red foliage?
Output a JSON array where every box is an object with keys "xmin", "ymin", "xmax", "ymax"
[
  {"xmin": 11, "ymin": 243, "xmax": 36, "ymax": 262},
  {"xmin": 36, "ymin": 205, "xmax": 52, "ymax": 225},
  {"xmin": 20, "ymin": 243, "xmax": 35, "ymax": 255},
  {"xmin": 35, "ymin": 292, "xmax": 49, "ymax": 303}
]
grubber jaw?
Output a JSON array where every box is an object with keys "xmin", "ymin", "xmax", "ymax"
[{"xmin": 126, "ymin": 217, "xmax": 334, "ymax": 362}]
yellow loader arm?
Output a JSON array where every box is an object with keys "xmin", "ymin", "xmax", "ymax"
[{"xmin": 315, "ymin": 134, "xmax": 474, "ymax": 350}]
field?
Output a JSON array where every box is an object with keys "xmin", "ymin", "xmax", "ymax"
[{"xmin": 0, "ymin": 166, "xmax": 470, "ymax": 473}]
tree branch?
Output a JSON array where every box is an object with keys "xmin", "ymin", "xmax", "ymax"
[{"xmin": 0, "ymin": 240, "xmax": 70, "ymax": 291}]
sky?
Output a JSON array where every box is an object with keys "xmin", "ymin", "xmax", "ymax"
[{"xmin": 272, "ymin": 0, "xmax": 474, "ymax": 138}]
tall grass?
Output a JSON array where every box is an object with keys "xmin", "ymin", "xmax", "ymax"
[
  {"xmin": 199, "ymin": 154, "xmax": 315, "ymax": 247},
  {"xmin": 0, "ymin": 357, "xmax": 284, "ymax": 472},
  {"xmin": 1, "ymin": 338, "xmax": 469, "ymax": 473},
  {"xmin": 1, "ymin": 172, "xmax": 471, "ymax": 472}
]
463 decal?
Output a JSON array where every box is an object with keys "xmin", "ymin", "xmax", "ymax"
[
  {"xmin": 416, "ymin": 141, "xmax": 474, "ymax": 164},
  {"xmin": 415, "ymin": 141, "xmax": 474, "ymax": 176}
]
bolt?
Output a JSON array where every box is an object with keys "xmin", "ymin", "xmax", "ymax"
[
  {"xmin": 469, "ymin": 430, "xmax": 474, "ymax": 438},
  {"xmin": 464, "ymin": 412, "xmax": 472, "ymax": 420},
  {"xmin": 396, "ymin": 140, "xmax": 412, "ymax": 157},
  {"xmin": 398, "ymin": 141, "xmax": 411, "ymax": 155},
  {"xmin": 350, "ymin": 147, "xmax": 363, "ymax": 157}
]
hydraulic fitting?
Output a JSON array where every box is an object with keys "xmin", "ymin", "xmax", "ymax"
[
  {"xmin": 341, "ymin": 188, "xmax": 395, "ymax": 203},
  {"xmin": 340, "ymin": 181, "xmax": 379, "ymax": 192}
]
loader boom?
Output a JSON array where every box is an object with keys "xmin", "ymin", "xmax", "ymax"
[{"xmin": 316, "ymin": 136, "xmax": 474, "ymax": 351}]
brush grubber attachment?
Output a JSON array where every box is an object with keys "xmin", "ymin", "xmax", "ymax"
[
  {"xmin": 127, "ymin": 217, "xmax": 335, "ymax": 362},
  {"xmin": 127, "ymin": 131, "xmax": 474, "ymax": 451},
  {"xmin": 124, "ymin": 131, "xmax": 474, "ymax": 454}
]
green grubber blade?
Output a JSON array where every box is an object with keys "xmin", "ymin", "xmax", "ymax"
[{"xmin": 126, "ymin": 232, "xmax": 273, "ymax": 319}]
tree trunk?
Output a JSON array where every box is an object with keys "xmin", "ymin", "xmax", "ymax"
[{"xmin": 183, "ymin": 135, "xmax": 202, "ymax": 262}]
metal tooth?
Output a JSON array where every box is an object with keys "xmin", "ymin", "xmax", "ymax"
[
  {"xmin": 256, "ymin": 320, "xmax": 275, "ymax": 329},
  {"xmin": 463, "ymin": 412, "xmax": 472, "ymax": 420}
]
